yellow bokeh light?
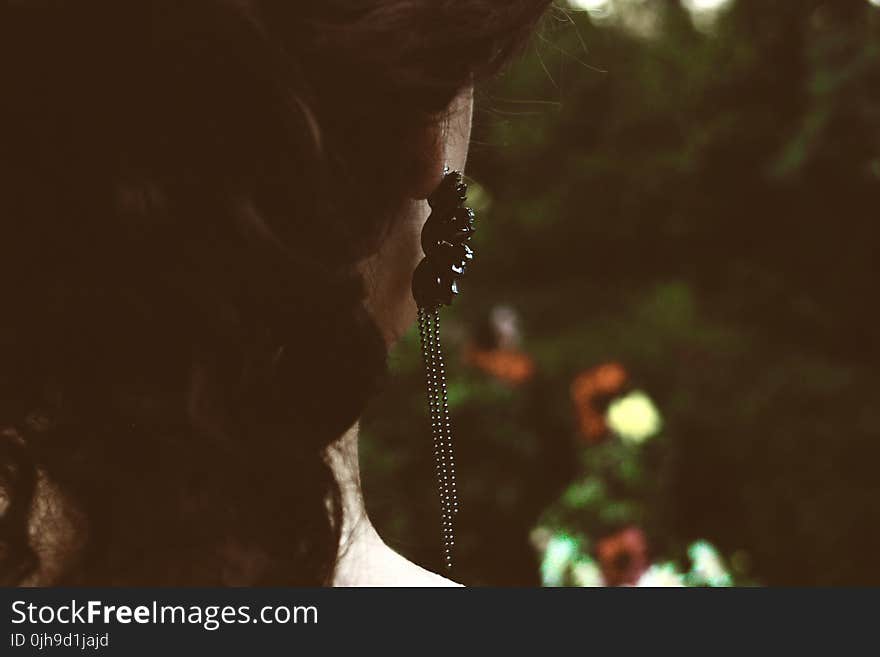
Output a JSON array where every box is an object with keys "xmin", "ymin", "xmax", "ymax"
[
  {"xmin": 682, "ymin": 0, "xmax": 732, "ymax": 11},
  {"xmin": 569, "ymin": 0, "xmax": 610, "ymax": 11}
]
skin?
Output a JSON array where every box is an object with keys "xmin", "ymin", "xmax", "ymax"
[
  {"xmin": 333, "ymin": 88, "xmax": 475, "ymax": 586},
  {"xmin": 361, "ymin": 88, "xmax": 475, "ymax": 347}
]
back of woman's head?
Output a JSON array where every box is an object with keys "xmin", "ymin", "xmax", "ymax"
[{"xmin": 0, "ymin": 0, "xmax": 551, "ymax": 585}]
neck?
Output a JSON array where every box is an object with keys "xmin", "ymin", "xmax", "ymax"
[
  {"xmin": 326, "ymin": 423, "xmax": 461, "ymax": 587},
  {"xmin": 326, "ymin": 423, "xmax": 385, "ymax": 584}
]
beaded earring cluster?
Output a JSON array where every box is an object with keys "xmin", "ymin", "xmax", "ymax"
[{"xmin": 412, "ymin": 169, "xmax": 475, "ymax": 571}]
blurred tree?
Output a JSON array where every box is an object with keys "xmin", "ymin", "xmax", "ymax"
[{"xmin": 362, "ymin": 0, "xmax": 880, "ymax": 585}]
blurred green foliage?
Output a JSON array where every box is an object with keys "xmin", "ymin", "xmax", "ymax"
[{"xmin": 362, "ymin": 0, "xmax": 880, "ymax": 586}]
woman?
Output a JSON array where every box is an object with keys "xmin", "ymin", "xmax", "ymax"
[{"xmin": 0, "ymin": 0, "xmax": 551, "ymax": 586}]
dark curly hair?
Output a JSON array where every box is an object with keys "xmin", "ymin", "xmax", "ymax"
[{"xmin": 0, "ymin": 0, "xmax": 551, "ymax": 585}]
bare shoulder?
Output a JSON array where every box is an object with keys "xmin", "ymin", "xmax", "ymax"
[
  {"xmin": 376, "ymin": 549, "xmax": 462, "ymax": 587},
  {"xmin": 333, "ymin": 529, "xmax": 463, "ymax": 588}
]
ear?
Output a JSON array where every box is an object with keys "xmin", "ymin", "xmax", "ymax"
[
  {"xmin": 404, "ymin": 118, "xmax": 447, "ymax": 201},
  {"xmin": 403, "ymin": 87, "xmax": 475, "ymax": 200}
]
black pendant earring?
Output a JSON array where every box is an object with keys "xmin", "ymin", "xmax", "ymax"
[{"xmin": 413, "ymin": 168, "xmax": 475, "ymax": 571}]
